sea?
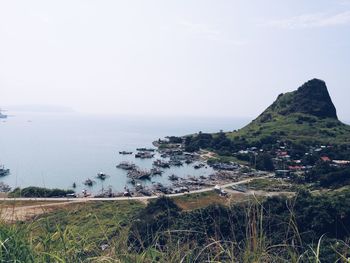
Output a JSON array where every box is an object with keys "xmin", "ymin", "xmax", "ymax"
[{"xmin": 0, "ymin": 112, "xmax": 249, "ymax": 194}]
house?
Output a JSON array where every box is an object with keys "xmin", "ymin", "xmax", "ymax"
[
  {"xmin": 333, "ymin": 160, "xmax": 350, "ymax": 166},
  {"xmin": 288, "ymin": 165, "xmax": 305, "ymax": 171},
  {"xmin": 320, "ymin": 156, "xmax": 331, "ymax": 162}
]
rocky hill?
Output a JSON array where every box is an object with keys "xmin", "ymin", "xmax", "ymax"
[
  {"xmin": 227, "ymin": 79, "xmax": 350, "ymax": 145},
  {"xmin": 259, "ymin": 79, "xmax": 337, "ymax": 120}
]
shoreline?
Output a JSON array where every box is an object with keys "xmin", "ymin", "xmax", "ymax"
[
  {"xmin": 2, "ymin": 137, "xmax": 273, "ymax": 199},
  {"xmin": 0, "ymin": 175, "xmax": 273, "ymax": 202}
]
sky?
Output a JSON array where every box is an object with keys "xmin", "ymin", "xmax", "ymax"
[{"xmin": 0, "ymin": 0, "xmax": 350, "ymax": 120}]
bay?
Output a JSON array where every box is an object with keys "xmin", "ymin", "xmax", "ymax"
[{"xmin": 0, "ymin": 112, "xmax": 248, "ymax": 194}]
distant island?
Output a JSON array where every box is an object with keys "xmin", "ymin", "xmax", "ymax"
[{"xmin": 6, "ymin": 104, "xmax": 75, "ymax": 113}]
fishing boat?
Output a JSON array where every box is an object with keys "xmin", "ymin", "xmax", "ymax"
[
  {"xmin": 0, "ymin": 109, "xmax": 7, "ymax": 119},
  {"xmin": 119, "ymin": 151, "xmax": 133, "ymax": 155},
  {"xmin": 116, "ymin": 162, "xmax": 136, "ymax": 170},
  {"xmin": 136, "ymin": 148, "xmax": 155, "ymax": 152},
  {"xmin": 168, "ymin": 174, "xmax": 179, "ymax": 181},
  {"xmin": 150, "ymin": 168, "xmax": 163, "ymax": 175},
  {"xmin": 0, "ymin": 165, "xmax": 10, "ymax": 177},
  {"xmin": 84, "ymin": 179, "xmax": 95, "ymax": 187},
  {"xmin": 135, "ymin": 152, "xmax": 154, "ymax": 159},
  {"xmin": 127, "ymin": 169, "xmax": 151, "ymax": 180},
  {"xmin": 194, "ymin": 163, "xmax": 205, "ymax": 169},
  {"xmin": 169, "ymin": 159, "xmax": 183, "ymax": 166},
  {"xmin": 153, "ymin": 159, "xmax": 170, "ymax": 168},
  {"xmin": 96, "ymin": 172, "xmax": 108, "ymax": 180}
]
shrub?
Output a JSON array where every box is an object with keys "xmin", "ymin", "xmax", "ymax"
[{"xmin": 9, "ymin": 187, "xmax": 74, "ymax": 198}]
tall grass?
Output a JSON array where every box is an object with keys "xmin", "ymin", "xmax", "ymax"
[{"xmin": 0, "ymin": 198, "xmax": 349, "ymax": 262}]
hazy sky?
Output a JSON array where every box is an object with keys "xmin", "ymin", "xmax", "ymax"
[{"xmin": 1, "ymin": 1, "xmax": 350, "ymax": 120}]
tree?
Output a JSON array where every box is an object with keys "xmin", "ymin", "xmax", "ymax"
[{"xmin": 256, "ymin": 153, "xmax": 275, "ymax": 171}]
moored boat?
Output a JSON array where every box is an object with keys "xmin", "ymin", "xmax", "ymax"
[
  {"xmin": 150, "ymin": 168, "xmax": 163, "ymax": 175},
  {"xmin": 84, "ymin": 178, "xmax": 95, "ymax": 187},
  {"xmin": 135, "ymin": 152, "xmax": 154, "ymax": 159},
  {"xmin": 0, "ymin": 109, "xmax": 7, "ymax": 119},
  {"xmin": 168, "ymin": 174, "xmax": 179, "ymax": 181},
  {"xmin": 136, "ymin": 148, "xmax": 155, "ymax": 152},
  {"xmin": 153, "ymin": 159, "xmax": 170, "ymax": 168},
  {"xmin": 127, "ymin": 169, "xmax": 151, "ymax": 180},
  {"xmin": 119, "ymin": 151, "xmax": 133, "ymax": 155},
  {"xmin": 0, "ymin": 165, "xmax": 10, "ymax": 177},
  {"xmin": 96, "ymin": 172, "xmax": 109, "ymax": 180},
  {"xmin": 116, "ymin": 162, "xmax": 137, "ymax": 170}
]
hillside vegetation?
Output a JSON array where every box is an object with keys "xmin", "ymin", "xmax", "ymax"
[
  {"xmin": 227, "ymin": 79, "xmax": 350, "ymax": 145},
  {"xmin": 1, "ymin": 190, "xmax": 350, "ymax": 262}
]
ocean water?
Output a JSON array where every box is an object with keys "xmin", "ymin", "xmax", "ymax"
[{"xmin": 0, "ymin": 112, "xmax": 249, "ymax": 194}]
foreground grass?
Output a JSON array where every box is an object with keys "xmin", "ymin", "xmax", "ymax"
[
  {"xmin": 0, "ymin": 190, "xmax": 349, "ymax": 262},
  {"xmin": 0, "ymin": 200, "xmax": 67, "ymax": 208},
  {"xmin": 0, "ymin": 201, "xmax": 144, "ymax": 262}
]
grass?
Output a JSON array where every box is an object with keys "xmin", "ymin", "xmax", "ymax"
[
  {"xmin": 0, "ymin": 201, "xmax": 145, "ymax": 262},
  {"xmin": 173, "ymin": 190, "xmax": 265, "ymax": 211},
  {"xmin": 173, "ymin": 191, "xmax": 229, "ymax": 210},
  {"xmin": 208, "ymin": 155, "xmax": 250, "ymax": 166},
  {"xmin": 30, "ymin": 200, "xmax": 144, "ymax": 241},
  {"xmin": 0, "ymin": 192, "xmax": 349, "ymax": 262},
  {"xmin": 0, "ymin": 200, "xmax": 67, "ymax": 208},
  {"xmin": 227, "ymin": 112, "xmax": 350, "ymax": 145},
  {"xmin": 242, "ymin": 178, "xmax": 301, "ymax": 192}
]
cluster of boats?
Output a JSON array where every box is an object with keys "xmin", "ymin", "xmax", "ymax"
[
  {"xmin": 79, "ymin": 145, "xmax": 214, "ymax": 195},
  {"xmin": 152, "ymin": 157, "xmax": 194, "ymax": 168},
  {"xmin": 116, "ymin": 146, "xmax": 209, "ymax": 185},
  {"xmin": 119, "ymin": 147, "xmax": 156, "ymax": 159},
  {"xmin": 116, "ymin": 161, "xmax": 164, "ymax": 181},
  {"xmin": 127, "ymin": 169, "xmax": 152, "ymax": 180},
  {"xmin": 80, "ymin": 146, "xmax": 249, "ymax": 197},
  {"xmin": 83, "ymin": 172, "xmax": 109, "ymax": 187}
]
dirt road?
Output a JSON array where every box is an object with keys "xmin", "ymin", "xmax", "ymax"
[{"xmin": 0, "ymin": 176, "xmax": 272, "ymax": 222}]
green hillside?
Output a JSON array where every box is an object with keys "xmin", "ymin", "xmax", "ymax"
[{"xmin": 227, "ymin": 79, "xmax": 350, "ymax": 145}]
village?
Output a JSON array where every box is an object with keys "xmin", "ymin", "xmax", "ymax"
[
  {"xmin": 81, "ymin": 133, "xmax": 349, "ymax": 199},
  {"xmin": 113, "ymin": 135, "xmax": 350, "ymax": 198},
  {"xmin": 97, "ymin": 137, "xmax": 272, "ymax": 198}
]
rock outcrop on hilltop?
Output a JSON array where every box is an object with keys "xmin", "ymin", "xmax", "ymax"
[
  {"xmin": 258, "ymin": 79, "xmax": 337, "ymax": 122},
  {"xmin": 229, "ymin": 79, "xmax": 350, "ymax": 145}
]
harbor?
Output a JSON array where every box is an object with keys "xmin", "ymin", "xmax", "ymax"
[
  {"xmin": 81, "ymin": 137, "xmax": 268, "ymax": 198},
  {"xmin": 0, "ymin": 113, "xmax": 249, "ymax": 195}
]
